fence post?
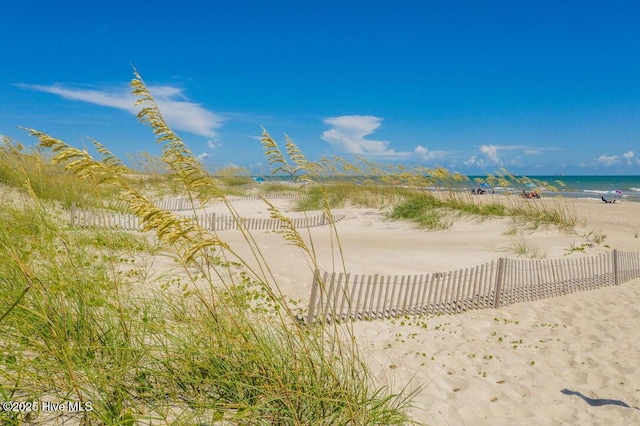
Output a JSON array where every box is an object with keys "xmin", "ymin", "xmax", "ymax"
[
  {"xmin": 70, "ymin": 201, "xmax": 76, "ymax": 227},
  {"xmin": 493, "ymin": 258, "xmax": 507, "ymax": 308},
  {"xmin": 613, "ymin": 249, "xmax": 619, "ymax": 285},
  {"xmin": 307, "ymin": 270, "xmax": 321, "ymax": 324}
]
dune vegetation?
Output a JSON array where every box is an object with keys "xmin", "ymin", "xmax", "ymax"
[
  {"xmin": 0, "ymin": 71, "xmax": 578, "ymax": 425},
  {"xmin": 0, "ymin": 71, "xmax": 417, "ymax": 426}
]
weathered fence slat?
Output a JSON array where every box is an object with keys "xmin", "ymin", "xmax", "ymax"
[
  {"xmin": 399, "ymin": 275, "xmax": 412, "ymax": 316},
  {"xmin": 433, "ymin": 274, "xmax": 441, "ymax": 312},
  {"xmin": 415, "ymin": 274, "xmax": 427, "ymax": 315},
  {"xmin": 353, "ymin": 275, "xmax": 369, "ymax": 319},
  {"xmin": 337, "ymin": 273, "xmax": 351, "ymax": 320},
  {"xmin": 472, "ymin": 264, "xmax": 482, "ymax": 309},
  {"xmin": 361, "ymin": 274, "xmax": 376, "ymax": 320},
  {"xmin": 350, "ymin": 275, "xmax": 363, "ymax": 320},
  {"xmin": 380, "ymin": 275, "xmax": 393, "ymax": 318}
]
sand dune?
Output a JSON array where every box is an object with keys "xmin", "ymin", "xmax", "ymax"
[{"xmin": 199, "ymin": 194, "xmax": 640, "ymax": 424}]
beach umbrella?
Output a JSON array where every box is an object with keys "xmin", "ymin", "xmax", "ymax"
[
  {"xmin": 254, "ymin": 177, "xmax": 265, "ymax": 183},
  {"xmin": 476, "ymin": 182, "xmax": 492, "ymax": 193},
  {"xmin": 609, "ymin": 190, "xmax": 623, "ymax": 200}
]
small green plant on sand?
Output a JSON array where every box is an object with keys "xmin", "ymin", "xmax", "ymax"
[
  {"xmin": 389, "ymin": 193, "xmax": 452, "ymax": 230},
  {"xmin": 506, "ymin": 236, "xmax": 547, "ymax": 259}
]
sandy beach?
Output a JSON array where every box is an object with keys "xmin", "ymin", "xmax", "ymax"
[{"xmin": 190, "ymin": 194, "xmax": 640, "ymax": 425}]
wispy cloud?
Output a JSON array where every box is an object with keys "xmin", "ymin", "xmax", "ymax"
[
  {"xmin": 597, "ymin": 155, "xmax": 619, "ymax": 166},
  {"xmin": 17, "ymin": 83, "xmax": 224, "ymax": 138},
  {"xmin": 207, "ymin": 139, "xmax": 222, "ymax": 149},
  {"xmin": 597, "ymin": 150, "xmax": 636, "ymax": 167},
  {"xmin": 197, "ymin": 152, "xmax": 211, "ymax": 161},
  {"xmin": 465, "ymin": 144, "xmax": 560, "ymax": 169},
  {"xmin": 321, "ymin": 115, "xmax": 409, "ymax": 158},
  {"xmin": 464, "ymin": 155, "xmax": 486, "ymax": 168}
]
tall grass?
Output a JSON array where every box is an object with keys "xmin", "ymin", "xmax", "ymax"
[
  {"xmin": 388, "ymin": 193, "xmax": 452, "ymax": 229},
  {"xmin": 0, "ymin": 71, "xmax": 413, "ymax": 425},
  {"xmin": 0, "ymin": 137, "xmax": 120, "ymax": 209},
  {"xmin": 296, "ymin": 181, "xmax": 405, "ymax": 211},
  {"xmin": 389, "ymin": 189, "xmax": 576, "ymax": 231}
]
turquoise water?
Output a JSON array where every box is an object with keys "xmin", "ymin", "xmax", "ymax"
[
  {"xmin": 490, "ymin": 175, "xmax": 640, "ymax": 203},
  {"xmin": 256, "ymin": 174, "xmax": 640, "ymax": 202}
]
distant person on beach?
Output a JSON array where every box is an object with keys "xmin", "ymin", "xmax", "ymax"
[
  {"xmin": 523, "ymin": 190, "xmax": 540, "ymax": 199},
  {"xmin": 601, "ymin": 196, "xmax": 618, "ymax": 204}
]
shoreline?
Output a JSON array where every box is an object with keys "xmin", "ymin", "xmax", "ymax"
[{"xmin": 255, "ymin": 175, "xmax": 640, "ymax": 203}]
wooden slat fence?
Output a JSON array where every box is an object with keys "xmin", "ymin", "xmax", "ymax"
[
  {"xmin": 191, "ymin": 212, "xmax": 346, "ymax": 231},
  {"xmin": 306, "ymin": 250, "xmax": 640, "ymax": 323},
  {"xmin": 105, "ymin": 193, "xmax": 305, "ymax": 212},
  {"xmin": 150, "ymin": 193, "xmax": 305, "ymax": 211},
  {"xmin": 69, "ymin": 206, "xmax": 345, "ymax": 232},
  {"xmin": 70, "ymin": 208, "xmax": 143, "ymax": 231}
]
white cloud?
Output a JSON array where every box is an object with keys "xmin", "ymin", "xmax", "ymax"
[
  {"xmin": 413, "ymin": 145, "xmax": 430, "ymax": 160},
  {"xmin": 414, "ymin": 145, "xmax": 449, "ymax": 161},
  {"xmin": 207, "ymin": 139, "xmax": 222, "ymax": 149},
  {"xmin": 597, "ymin": 150, "xmax": 637, "ymax": 167},
  {"xmin": 21, "ymin": 83, "xmax": 137, "ymax": 111},
  {"xmin": 468, "ymin": 144, "xmax": 558, "ymax": 169},
  {"xmin": 597, "ymin": 155, "xmax": 619, "ymax": 166},
  {"xmin": 464, "ymin": 155, "xmax": 476, "ymax": 166},
  {"xmin": 480, "ymin": 144, "xmax": 501, "ymax": 164},
  {"xmin": 464, "ymin": 155, "xmax": 486, "ymax": 168},
  {"xmin": 197, "ymin": 152, "xmax": 210, "ymax": 161},
  {"xmin": 414, "ymin": 145, "xmax": 428, "ymax": 156},
  {"xmin": 321, "ymin": 115, "xmax": 409, "ymax": 158},
  {"xmin": 18, "ymin": 83, "xmax": 224, "ymax": 138}
]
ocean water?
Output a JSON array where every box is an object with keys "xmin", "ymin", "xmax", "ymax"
[
  {"xmin": 257, "ymin": 174, "xmax": 640, "ymax": 203},
  {"xmin": 491, "ymin": 175, "xmax": 640, "ymax": 203}
]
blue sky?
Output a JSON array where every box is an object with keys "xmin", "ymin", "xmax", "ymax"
[{"xmin": 1, "ymin": 0, "xmax": 639, "ymax": 175}]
